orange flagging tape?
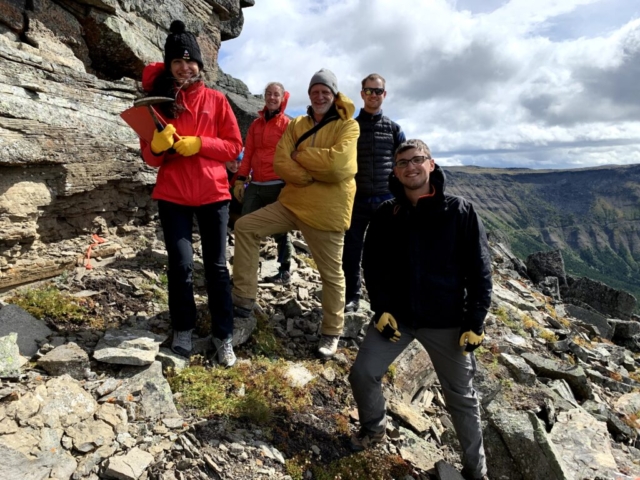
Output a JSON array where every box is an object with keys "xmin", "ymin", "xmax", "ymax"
[{"xmin": 84, "ymin": 234, "xmax": 106, "ymax": 270}]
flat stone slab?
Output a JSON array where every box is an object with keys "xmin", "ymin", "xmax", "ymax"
[
  {"xmin": 388, "ymin": 399, "xmax": 432, "ymax": 434},
  {"xmin": 38, "ymin": 342, "xmax": 89, "ymax": 380},
  {"xmin": 0, "ymin": 304, "xmax": 52, "ymax": 357},
  {"xmin": 94, "ymin": 328, "xmax": 166, "ymax": 366},
  {"xmin": 398, "ymin": 426, "xmax": 443, "ymax": 471},
  {"xmin": 103, "ymin": 447, "xmax": 154, "ymax": 480}
]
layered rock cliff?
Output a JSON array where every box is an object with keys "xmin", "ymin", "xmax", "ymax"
[{"xmin": 0, "ymin": 0, "xmax": 262, "ymax": 290}]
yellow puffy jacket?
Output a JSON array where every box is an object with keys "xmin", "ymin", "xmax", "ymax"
[{"xmin": 274, "ymin": 92, "xmax": 359, "ymax": 232}]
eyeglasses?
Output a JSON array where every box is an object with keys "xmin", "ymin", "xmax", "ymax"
[
  {"xmin": 394, "ymin": 156, "xmax": 431, "ymax": 169},
  {"xmin": 362, "ymin": 87, "xmax": 385, "ymax": 96}
]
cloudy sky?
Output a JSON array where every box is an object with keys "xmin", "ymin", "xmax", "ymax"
[{"xmin": 219, "ymin": 0, "xmax": 640, "ymax": 169}]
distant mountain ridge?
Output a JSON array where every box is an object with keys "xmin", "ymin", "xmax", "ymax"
[{"xmin": 445, "ymin": 164, "xmax": 640, "ymax": 303}]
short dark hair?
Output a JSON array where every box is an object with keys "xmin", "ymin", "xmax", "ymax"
[
  {"xmin": 394, "ymin": 139, "xmax": 432, "ymax": 161},
  {"xmin": 361, "ymin": 73, "xmax": 386, "ymax": 89}
]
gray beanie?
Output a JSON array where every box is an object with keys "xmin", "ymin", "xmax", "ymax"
[{"xmin": 308, "ymin": 68, "xmax": 338, "ymax": 95}]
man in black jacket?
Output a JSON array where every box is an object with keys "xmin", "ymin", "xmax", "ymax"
[
  {"xmin": 342, "ymin": 73, "xmax": 406, "ymax": 312},
  {"xmin": 348, "ymin": 139, "xmax": 492, "ymax": 480}
]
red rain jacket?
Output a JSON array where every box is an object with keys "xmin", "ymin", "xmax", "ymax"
[
  {"xmin": 237, "ymin": 92, "xmax": 290, "ymax": 182},
  {"xmin": 140, "ymin": 62, "xmax": 243, "ymax": 206}
]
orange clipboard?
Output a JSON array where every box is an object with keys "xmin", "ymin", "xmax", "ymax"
[{"xmin": 120, "ymin": 106, "xmax": 165, "ymax": 143}]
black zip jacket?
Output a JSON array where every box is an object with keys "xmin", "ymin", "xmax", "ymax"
[{"xmin": 362, "ymin": 165, "xmax": 492, "ymax": 332}]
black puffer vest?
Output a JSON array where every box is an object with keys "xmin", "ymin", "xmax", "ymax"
[{"xmin": 355, "ymin": 110, "xmax": 402, "ymax": 196}]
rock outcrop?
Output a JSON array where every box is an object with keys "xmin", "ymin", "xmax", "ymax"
[
  {"xmin": 0, "ymin": 0, "xmax": 262, "ymax": 291},
  {"xmin": 0, "ymin": 228, "xmax": 639, "ymax": 479}
]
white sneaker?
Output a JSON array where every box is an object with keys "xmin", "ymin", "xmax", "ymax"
[
  {"xmin": 316, "ymin": 335, "xmax": 339, "ymax": 359},
  {"xmin": 213, "ymin": 337, "xmax": 237, "ymax": 367},
  {"xmin": 171, "ymin": 329, "xmax": 193, "ymax": 357}
]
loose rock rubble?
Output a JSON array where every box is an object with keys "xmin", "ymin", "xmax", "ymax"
[{"xmin": 0, "ymin": 227, "xmax": 638, "ymax": 480}]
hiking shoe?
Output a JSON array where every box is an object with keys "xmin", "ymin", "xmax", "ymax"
[
  {"xmin": 344, "ymin": 299, "xmax": 360, "ymax": 313},
  {"xmin": 349, "ymin": 428, "xmax": 386, "ymax": 452},
  {"xmin": 263, "ymin": 270, "xmax": 291, "ymax": 284},
  {"xmin": 171, "ymin": 329, "xmax": 194, "ymax": 357},
  {"xmin": 232, "ymin": 293, "xmax": 254, "ymax": 318},
  {"xmin": 316, "ymin": 334, "xmax": 339, "ymax": 359},
  {"xmin": 212, "ymin": 337, "xmax": 236, "ymax": 367}
]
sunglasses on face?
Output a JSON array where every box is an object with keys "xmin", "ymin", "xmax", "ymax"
[
  {"xmin": 362, "ymin": 87, "xmax": 385, "ymax": 96},
  {"xmin": 394, "ymin": 155, "xmax": 431, "ymax": 169}
]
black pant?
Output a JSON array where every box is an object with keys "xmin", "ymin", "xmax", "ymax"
[
  {"xmin": 158, "ymin": 200, "xmax": 233, "ymax": 340},
  {"xmin": 342, "ymin": 194, "xmax": 392, "ymax": 303}
]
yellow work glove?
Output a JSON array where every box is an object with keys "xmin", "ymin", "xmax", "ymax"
[
  {"xmin": 150, "ymin": 124, "xmax": 176, "ymax": 154},
  {"xmin": 459, "ymin": 327, "xmax": 485, "ymax": 355},
  {"xmin": 174, "ymin": 136, "xmax": 202, "ymax": 157},
  {"xmin": 233, "ymin": 178, "xmax": 246, "ymax": 203},
  {"xmin": 375, "ymin": 312, "xmax": 401, "ymax": 342}
]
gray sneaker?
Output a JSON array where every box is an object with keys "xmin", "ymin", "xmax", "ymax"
[
  {"xmin": 171, "ymin": 329, "xmax": 194, "ymax": 357},
  {"xmin": 213, "ymin": 337, "xmax": 237, "ymax": 367},
  {"xmin": 316, "ymin": 334, "xmax": 339, "ymax": 359}
]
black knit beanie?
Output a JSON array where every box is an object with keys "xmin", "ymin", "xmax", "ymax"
[{"xmin": 164, "ymin": 20, "xmax": 204, "ymax": 70}]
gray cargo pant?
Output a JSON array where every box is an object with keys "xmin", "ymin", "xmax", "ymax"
[{"xmin": 348, "ymin": 323, "xmax": 487, "ymax": 479}]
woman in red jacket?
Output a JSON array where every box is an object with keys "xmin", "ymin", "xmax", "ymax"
[
  {"xmin": 140, "ymin": 20, "xmax": 243, "ymax": 366},
  {"xmin": 233, "ymin": 83, "xmax": 293, "ymax": 283}
]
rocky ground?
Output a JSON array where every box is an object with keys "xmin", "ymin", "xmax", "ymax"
[{"xmin": 0, "ymin": 223, "xmax": 639, "ymax": 480}]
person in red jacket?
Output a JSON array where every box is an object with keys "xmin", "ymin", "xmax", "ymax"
[
  {"xmin": 139, "ymin": 20, "xmax": 243, "ymax": 366},
  {"xmin": 233, "ymin": 82, "xmax": 293, "ymax": 283}
]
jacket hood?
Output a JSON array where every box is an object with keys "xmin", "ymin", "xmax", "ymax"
[
  {"xmin": 259, "ymin": 90, "xmax": 290, "ymax": 118},
  {"xmin": 335, "ymin": 92, "xmax": 356, "ymax": 120},
  {"xmin": 389, "ymin": 163, "xmax": 447, "ymax": 205},
  {"xmin": 142, "ymin": 62, "xmax": 165, "ymax": 92}
]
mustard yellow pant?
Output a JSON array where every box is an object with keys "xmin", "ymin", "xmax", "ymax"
[{"xmin": 232, "ymin": 201, "xmax": 345, "ymax": 336}]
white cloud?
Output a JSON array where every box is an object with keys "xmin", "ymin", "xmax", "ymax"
[{"xmin": 220, "ymin": 0, "xmax": 640, "ymax": 169}]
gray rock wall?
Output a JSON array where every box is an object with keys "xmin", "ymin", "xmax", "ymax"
[{"xmin": 0, "ymin": 0, "xmax": 260, "ymax": 289}]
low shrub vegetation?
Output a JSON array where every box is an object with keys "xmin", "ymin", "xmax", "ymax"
[
  {"xmin": 168, "ymin": 357, "xmax": 312, "ymax": 425},
  {"xmin": 8, "ymin": 284, "xmax": 92, "ymax": 325}
]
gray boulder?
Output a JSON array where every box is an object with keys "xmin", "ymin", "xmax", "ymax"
[
  {"xmin": 526, "ymin": 250, "xmax": 567, "ymax": 286},
  {"xmin": 38, "ymin": 342, "xmax": 89, "ymax": 380},
  {"xmin": 0, "ymin": 305, "xmax": 52, "ymax": 357},
  {"xmin": 107, "ymin": 361, "xmax": 178, "ymax": 421},
  {"xmin": 564, "ymin": 304, "xmax": 614, "ymax": 340},
  {"xmin": 521, "ymin": 352, "xmax": 592, "ymax": 400},
  {"xmin": 549, "ymin": 408, "xmax": 623, "ymax": 480},
  {"xmin": 563, "ymin": 276, "xmax": 636, "ymax": 320},
  {"xmin": 0, "ymin": 333, "xmax": 25, "ymax": 379},
  {"xmin": 487, "ymin": 406, "xmax": 571, "ymax": 480}
]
